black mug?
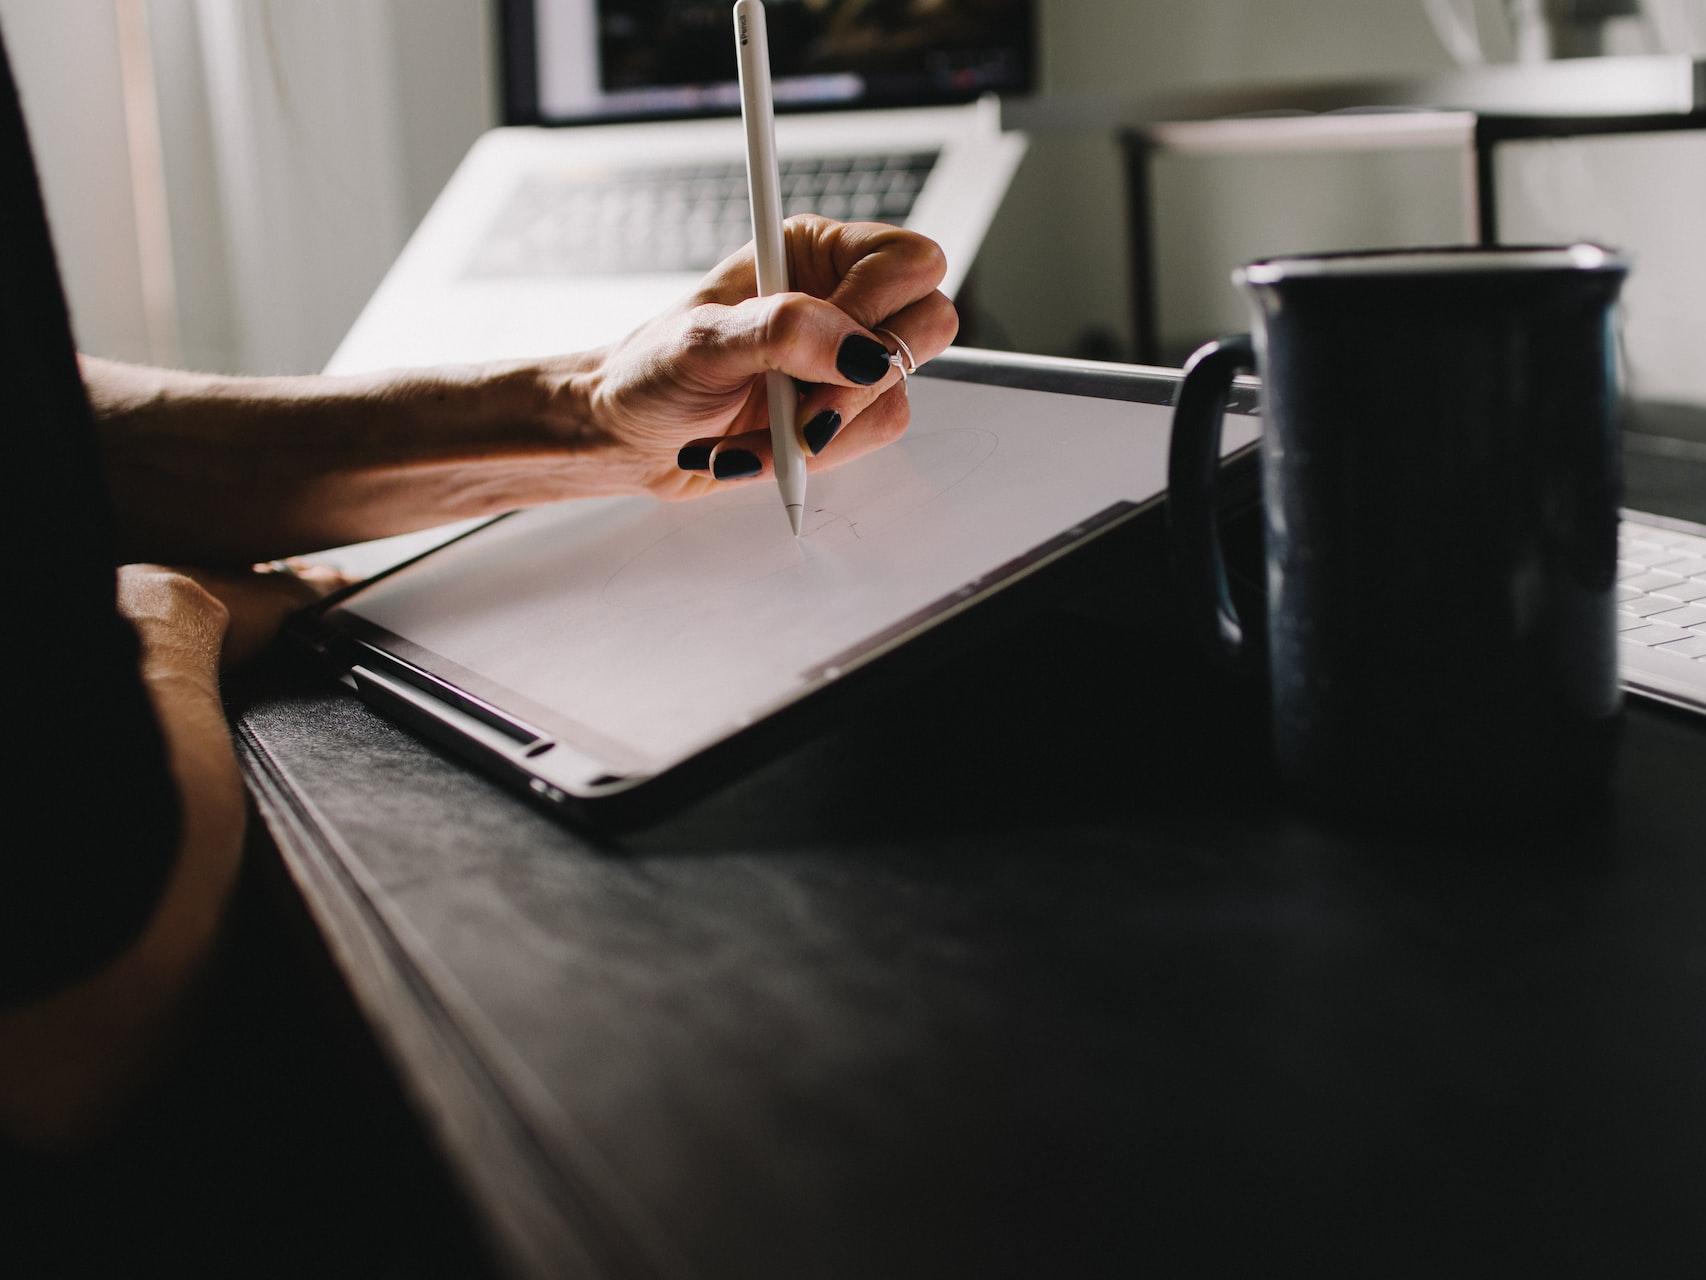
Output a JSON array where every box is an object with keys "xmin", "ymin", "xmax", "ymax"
[{"xmin": 1168, "ymin": 245, "xmax": 1629, "ymax": 819}]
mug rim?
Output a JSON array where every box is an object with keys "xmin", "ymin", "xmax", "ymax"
[{"xmin": 1239, "ymin": 243, "xmax": 1626, "ymax": 284}]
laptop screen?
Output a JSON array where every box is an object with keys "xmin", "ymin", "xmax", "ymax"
[{"xmin": 503, "ymin": 0, "xmax": 1035, "ymax": 125}]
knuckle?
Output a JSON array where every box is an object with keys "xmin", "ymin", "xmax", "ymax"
[
  {"xmin": 854, "ymin": 229, "xmax": 947, "ymax": 293},
  {"xmin": 928, "ymin": 291, "xmax": 960, "ymax": 344},
  {"xmin": 877, "ymin": 394, "xmax": 912, "ymax": 444},
  {"xmin": 677, "ymin": 305, "xmax": 728, "ymax": 359},
  {"xmin": 907, "ymin": 236, "xmax": 949, "ymax": 287},
  {"xmin": 117, "ymin": 564, "xmax": 229, "ymax": 633},
  {"xmin": 762, "ymin": 293, "xmax": 815, "ymax": 352},
  {"xmin": 166, "ymin": 572, "xmax": 229, "ymax": 626}
]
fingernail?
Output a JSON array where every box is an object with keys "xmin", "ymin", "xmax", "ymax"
[
  {"xmin": 676, "ymin": 443, "xmax": 713, "ymax": 471},
  {"xmin": 712, "ymin": 448, "xmax": 762, "ymax": 480},
  {"xmin": 802, "ymin": 409, "xmax": 842, "ymax": 456},
  {"xmin": 837, "ymin": 334, "xmax": 892, "ymax": 385}
]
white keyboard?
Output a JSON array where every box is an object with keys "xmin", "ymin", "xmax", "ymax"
[
  {"xmin": 1618, "ymin": 510, "xmax": 1706, "ymax": 713},
  {"xmin": 466, "ymin": 149, "xmax": 939, "ymax": 279}
]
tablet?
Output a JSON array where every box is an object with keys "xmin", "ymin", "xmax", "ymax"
[{"xmin": 301, "ymin": 353, "xmax": 1260, "ymax": 821}]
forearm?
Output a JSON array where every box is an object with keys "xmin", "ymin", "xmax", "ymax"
[
  {"xmin": 84, "ymin": 354, "xmax": 604, "ymax": 565},
  {"xmin": 0, "ymin": 578, "xmax": 243, "ymax": 1149}
]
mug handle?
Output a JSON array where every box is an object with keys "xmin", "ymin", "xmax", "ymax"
[{"xmin": 1167, "ymin": 334, "xmax": 1257, "ymax": 669}]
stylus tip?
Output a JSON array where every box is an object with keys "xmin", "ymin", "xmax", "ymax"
[{"xmin": 786, "ymin": 505, "xmax": 803, "ymax": 537}]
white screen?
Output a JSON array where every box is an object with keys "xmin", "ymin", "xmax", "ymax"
[
  {"xmin": 333, "ymin": 378, "xmax": 1258, "ymax": 775},
  {"xmin": 533, "ymin": 0, "xmax": 604, "ymax": 120},
  {"xmin": 534, "ymin": 0, "xmax": 854, "ymax": 119},
  {"xmin": 530, "ymin": 0, "xmax": 1032, "ymax": 123}
]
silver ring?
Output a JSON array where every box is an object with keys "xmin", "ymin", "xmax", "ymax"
[{"xmin": 876, "ymin": 326, "xmax": 918, "ymax": 381}]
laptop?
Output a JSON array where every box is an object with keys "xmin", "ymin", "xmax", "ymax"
[
  {"xmin": 326, "ymin": 0, "xmax": 1031, "ymax": 375},
  {"xmin": 1616, "ymin": 510, "xmax": 1706, "ymax": 714}
]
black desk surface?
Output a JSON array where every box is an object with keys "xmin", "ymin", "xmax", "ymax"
[
  {"xmin": 235, "ymin": 360, "xmax": 1706, "ymax": 1278},
  {"xmin": 238, "ymin": 615, "xmax": 1706, "ymax": 1279}
]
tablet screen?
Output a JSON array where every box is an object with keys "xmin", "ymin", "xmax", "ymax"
[{"xmin": 323, "ymin": 377, "xmax": 1258, "ymax": 782}]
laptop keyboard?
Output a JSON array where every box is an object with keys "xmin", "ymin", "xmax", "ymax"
[
  {"xmin": 1617, "ymin": 513, "xmax": 1706, "ymax": 711},
  {"xmin": 466, "ymin": 149, "xmax": 940, "ymax": 279}
]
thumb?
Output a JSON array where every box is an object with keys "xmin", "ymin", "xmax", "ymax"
[
  {"xmin": 252, "ymin": 559, "xmax": 358, "ymax": 607},
  {"xmin": 218, "ymin": 562, "xmax": 356, "ymax": 670},
  {"xmin": 283, "ymin": 562, "xmax": 357, "ymax": 600},
  {"xmin": 681, "ymin": 292, "xmax": 899, "ymax": 392}
]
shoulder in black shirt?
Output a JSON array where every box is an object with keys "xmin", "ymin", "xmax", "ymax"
[{"xmin": 1, "ymin": 25, "xmax": 182, "ymax": 1006}]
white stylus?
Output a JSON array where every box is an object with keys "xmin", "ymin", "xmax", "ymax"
[{"xmin": 734, "ymin": 0, "xmax": 805, "ymax": 536}]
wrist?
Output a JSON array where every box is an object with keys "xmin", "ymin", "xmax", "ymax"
[
  {"xmin": 372, "ymin": 353, "xmax": 609, "ymax": 469},
  {"xmin": 484, "ymin": 349, "xmax": 607, "ymax": 454}
]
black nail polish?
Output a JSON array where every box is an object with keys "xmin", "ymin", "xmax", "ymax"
[
  {"xmin": 712, "ymin": 449, "xmax": 762, "ymax": 480},
  {"xmin": 803, "ymin": 410, "xmax": 842, "ymax": 455},
  {"xmin": 837, "ymin": 334, "xmax": 892, "ymax": 385},
  {"xmin": 676, "ymin": 443, "xmax": 713, "ymax": 471}
]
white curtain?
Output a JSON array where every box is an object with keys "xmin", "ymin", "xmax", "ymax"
[
  {"xmin": 0, "ymin": 0, "xmax": 439, "ymax": 373},
  {"xmin": 185, "ymin": 0, "xmax": 409, "ymax": 373},
  {"xmin": 0, "ymin": 0, "xmax": 157, "ymax": 363},
  {"xmin": 151, "ymin": 0, "xmax": 494, "ymax": 374}
]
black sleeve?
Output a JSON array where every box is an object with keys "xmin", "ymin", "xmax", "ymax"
[{"xmin": 1, "ymin": 26, "xmax": 183, "ymax": 1006}]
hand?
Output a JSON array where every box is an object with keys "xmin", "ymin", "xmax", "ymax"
[
  {"xmin": 6, "ymin": 561, "xmax": 345, "ymax": 1150},
  {"xmin": 575, "ymin": 215, "xmax": 959, "ymax": 500},
  {"xmin": 118, "ymin": 561, "xmax": 350, "ymax": 672},
  {"xmin": 81, "ymin": 219, "xmax": 956, "ymax": 563}
]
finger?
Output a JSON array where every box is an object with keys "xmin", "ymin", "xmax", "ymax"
[
  {"xmin": 696, "ymin": 429, "xmax": 772, "ymax": 484},
  {"xmin": 803, "ymin": 381, "xmax": 911, "ymax": 473},
  {"xmin": 792, "ymin": 291, "xmax": 957, "ymax": 459},
  {"xmin": 874, "ymin": 289, "xmax": 959, "ymax": 370},
  {"xmin": 672, "ymin": 288, "xmax": 940, "ymax": 472},
  {"xmin": 250, "ymin": 560, "xmax": 357, "ymax": 605},
  {"xmin": 285, "ymin": 563, "xmax": 357, "ymax": 601},
  {"xmin": 675, "ymin": 436, "xmax": 771, "ymax": 482},
  {"xmin": 669, "ymin": 381, "xmax": 782, "ymax": 483},
  {"xmin": 693, "ymin": 216, "xmax": 948, "ymax": 331},
  {"xmin": 689, "ymin": 215, "xmax": 854, "ymax": 302},
  {"xmin": 673, "ymin": 378, "xmax": 767, "ymax": 475},
  {"xmin": 818, "ymin": 222, "xmax": 949, "ymax": 331},
  {"xmin": 688, "ymin": 381, "xmax": 913, "ymax": 485},
  {"xmin": 679, "ymin": 290, "xmax": 902, "ymax": 393}
]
